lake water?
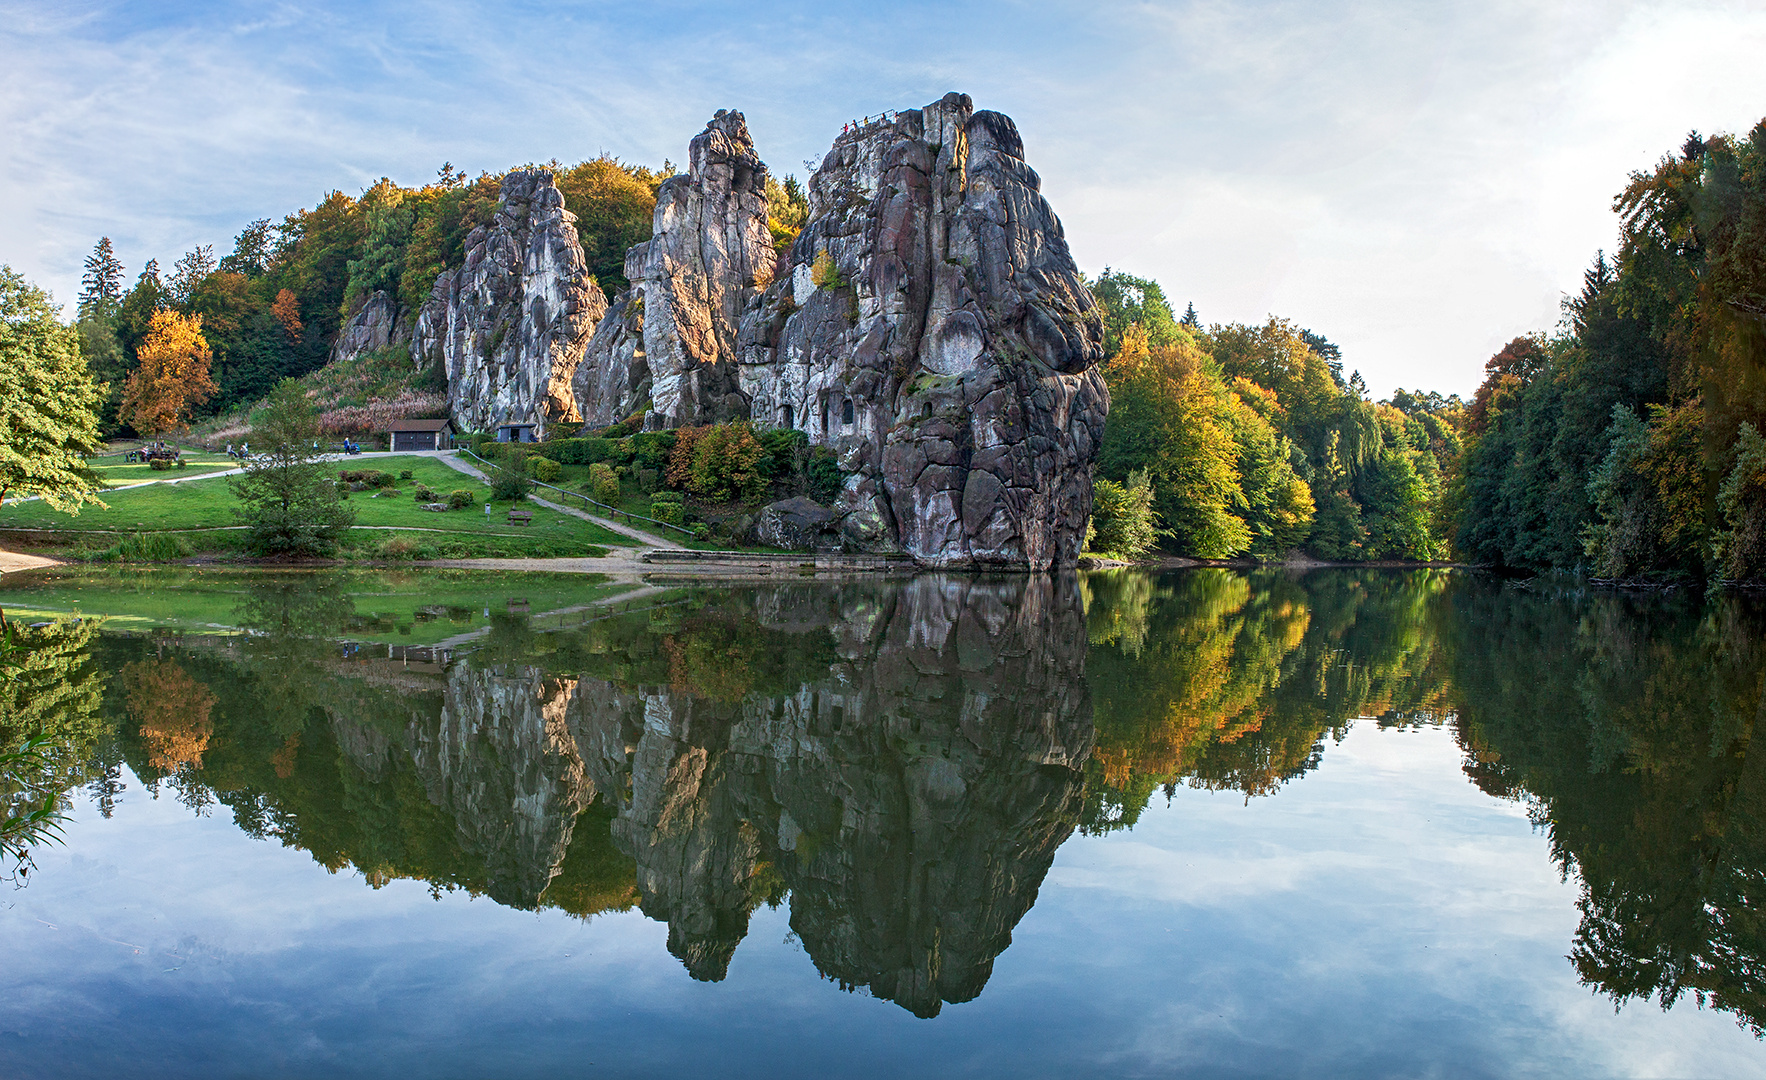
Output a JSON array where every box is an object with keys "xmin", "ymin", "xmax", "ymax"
[{"xmin": 1, "ymin": 567, "xmax": 1763, "ymax": 1078}]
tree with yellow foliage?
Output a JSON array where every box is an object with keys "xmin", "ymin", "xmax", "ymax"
[{"xmin": 117, "ymin": 309, "xmax": 217, "ymax": 436}]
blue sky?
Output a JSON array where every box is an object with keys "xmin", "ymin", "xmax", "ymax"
[{"xmin": 3, "ymin": 0, "xmax": 1764, "ymax": 396}]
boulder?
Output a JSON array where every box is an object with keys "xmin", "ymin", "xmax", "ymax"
[
  {"xmin": 754, "ymin": 496, "xmax": 839, "ymax": 550},
  {"xmin": 411, "ymin": 169, "xmax": 607, "ymax": 439}
]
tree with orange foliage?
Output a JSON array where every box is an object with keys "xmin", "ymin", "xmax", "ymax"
[
  {"xmin": 271, "ymin": 288, "xmax": 302, "ymax": 343},
  {"xmin": 122, "ymin": 659, "xmax": 218, "ymax": 773},
  {"xmin": 117, "ymin": 309, "xmax": 217, "ymax": 436}
]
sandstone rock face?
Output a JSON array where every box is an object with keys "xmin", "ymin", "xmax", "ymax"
[
  {"xmin": 739, "ymin": 94, "xmax": 1108, "ymax": 570},
  {"xmin": 411, "ymin": 169, "xmax": 607, "ymax": 438},
  {"xmin": 575, "ymin": 111, "xmax": 776, "ymax": 429},
  {"xmin": 572, "ymin": 96, "xmax": 1107, "ymax": 569},
  {"xmin": 566, "ymin": 576, "xmax": 1095, "ymax": 1013},
  {"xmin": 330, "ymin": 289, "xmax": 407, "ymax": 366}
]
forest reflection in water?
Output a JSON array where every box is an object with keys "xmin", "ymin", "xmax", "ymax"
[{"xmin": 2, "ymin": 567, "xmax": 1764, "ymax": 1031}]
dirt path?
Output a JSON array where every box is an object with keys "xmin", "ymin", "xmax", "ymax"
[{"xmin": 0, "ymin": 549, "xmax": 60, "ymax": 573}]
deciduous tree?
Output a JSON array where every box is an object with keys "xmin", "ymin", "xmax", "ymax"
[
  {"xmin": 0, "ymin": 268, "xmax": 104, "ymax": 512},
  {"xmin": 229, "ymin": 378, "xmax": 355, "ymax": 556},
  {"xmin": 117, "ymin": 309, "xmax": 217, "ymax": 436}
]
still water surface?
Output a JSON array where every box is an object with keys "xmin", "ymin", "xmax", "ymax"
[{"xmin": 1, "ymin": 567, "xmax": 1763, "ymax": 1077}]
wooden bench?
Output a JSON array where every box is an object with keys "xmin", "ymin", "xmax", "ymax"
[{"xmin": 507, "ymin": 509, "xmax": 533, "ymax": 526}]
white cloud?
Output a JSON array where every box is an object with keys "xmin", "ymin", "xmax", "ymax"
[{"xmin": 1, "ymin": 0, "xmax": 1761, "ymax": 394}]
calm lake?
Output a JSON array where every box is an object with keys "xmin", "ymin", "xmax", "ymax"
[{"xmin": 1, "ymin": 567, "xmax": 1763, "ymax": 1078}]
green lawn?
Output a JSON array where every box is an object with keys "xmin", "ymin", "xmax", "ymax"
[
  {"xmin": 0, "ymin": 566, "xmax": 644, "ymax": 645},
  {"xmin": 89, "ymin": 453, "xmax": 237, "ymax": 487},
  {"xmin": 0, "ymin": 455, "xmax": 634, "ymax": 556}
]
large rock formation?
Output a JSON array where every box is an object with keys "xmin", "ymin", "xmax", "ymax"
[
  {"xmin": 572, "ymin": 95, "xmax": 1107, "ymax": 569},
  {"xmin": 574, "ymin": 110, "xmax": 777, "ymax": 429},
  {"xmin": 410, "ymin": 169, "xmax": 606, "ymax": 438}
]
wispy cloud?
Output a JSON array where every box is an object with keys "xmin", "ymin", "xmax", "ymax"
[{"xmin": 2, "ymin": 0, "xmax": 1762, "ymax": 394}]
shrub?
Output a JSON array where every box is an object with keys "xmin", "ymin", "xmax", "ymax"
[
  {"xmin": 398, "ymin": 470, "xmax": 414, "ymax": 481},
  {"xmin": 338, "ymin": 469, "xmax": 396, "ymax": 488},
  {"xmin": 633, "ymin": 465, "xmax": 660, "ymax": 494},
  {"xmin": 628, "ymin": 430, "xmax": 677, "ymax": 469},
  {"xmin": 666, "ymin": 423, "xmax": 767, "ymax": 502},
  {"xmin": 811, "ymin": 249, "xmax": 845, "ymax": 289},
  {"xmin": 149, "ymin": 458, "xmax": 172, "ymax": 471},
  {"xmin": 650, "ymin": 499, "xmax": 685, "ymax": 525},
  {"xmin": 806, "ymin": 447, "xmax": 845, "ymax": 503},
  {"xmin": 541, "ymin": 437, "xmax": 630, "ymax": 466},
  {"xmin": 447, "ymin": 489, "xmax": 476, "ymax": 509},
  {"xmin": 530, "ymin": 456, "xmax": 561, "ymax": 483},
  {"xmin": 174, "ymin": 459, "xmax": 187, "ymax": 469},
  {"xmin": 587, "ymin": 462, "xmax": 621, "ymax": 503},
  {"xmin": 412, "ymin": 485, "xmax": 438, "ymax": 502}
]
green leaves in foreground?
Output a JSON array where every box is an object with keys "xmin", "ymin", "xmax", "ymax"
[{"xmin": 0, "ymin": 267, "xmax": 105, "ymax": 512}]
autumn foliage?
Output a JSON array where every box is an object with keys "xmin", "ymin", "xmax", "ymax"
[
  {"xmin": 117, "ymin": 309, "xmax": 217, "ymax": 436},
  {"xmin": 123, "ymin": 659, "xmax": 218, "ymax": 772}
]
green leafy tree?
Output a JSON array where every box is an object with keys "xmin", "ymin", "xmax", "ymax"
[
  {"xmin": 1086, "ymin": 471, "xmax": 1162, "ymax": 557},
  {"xmin": 117, "ymin": 258, "xmax": 166, "ymax": 362},
  {"xmin": 167, "ymin": 244, "xmax": 216, "ymax": 308},
  {"xmin": 1713, "ymin": 421, "xmax": 1766, "ymax": 581},
  {"xmin": 0, "ymin": 268, "xmax": 104, "ymax": 512},
  {"xmin": 342, "ymin": 181, "xmax": 414, "ymax": 313},
  {"xmin": 1090, "ymin": 269, "xmax": 1182, "ymax": 357},
  {"xmin": 556, "ymin": 157, "xmax": 662, "ymax": 294},
  {"xmin": 1097, "ymin": 328, "xmax": 1249, "ymax": 556},
  {"xmin": 229, "ymin": 378, "xmax": 355, "ymax": 556},
  {"xmin": 218, "ymin": 219, "xmax": 275, "ymax": 277}
]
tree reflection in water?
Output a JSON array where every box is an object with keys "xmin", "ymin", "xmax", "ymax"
[{"xmin": 5, "ymin": 567, "xmax": 1765, "ymax": 1029}]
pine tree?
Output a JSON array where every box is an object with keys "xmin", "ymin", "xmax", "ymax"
[
  {"xmin": 78, "ymin": 238, "xmax": 124, "ymax": 315},
  {"xmin": 1180, "ymin": 302, "xmax": 1199, "ymax": 329}
]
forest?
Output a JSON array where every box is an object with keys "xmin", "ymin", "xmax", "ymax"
[{"xmin": 19, "ymin": 114, "xmax": 1766, "ymax": 578}]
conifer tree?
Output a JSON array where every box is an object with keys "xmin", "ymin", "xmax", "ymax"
[{"xmin": 78, "ymin": 238, "xmax": 124, "ymax": 314}]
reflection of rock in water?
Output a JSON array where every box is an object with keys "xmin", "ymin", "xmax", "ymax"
[
  {"xmin": 398, "ymin": 666, "xmax": 594, "ymax": 909},
  {"xmin": 571, "ymin": 575, "xmax": 1094, "ymax": 1015}
]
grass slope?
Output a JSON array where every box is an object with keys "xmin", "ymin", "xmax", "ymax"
[{"xmin": 0, "ymin": 455, "xmax": 631, "ymax": 558}]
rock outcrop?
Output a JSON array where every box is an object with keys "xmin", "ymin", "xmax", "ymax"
[
  {"xmin": 331, "ymin": 289, "xmax": 407, "ymax": 366},
  {"xmin": 411, "ymin": 169, "xmax": 606, "ymax": 438},
  {"xmin": 574, "ymin": 110, "xmax": 776, "ymax": 430},
  {"xmin": 571, "ymin": 96, "xmax": 1107, "ymax": 569}
]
